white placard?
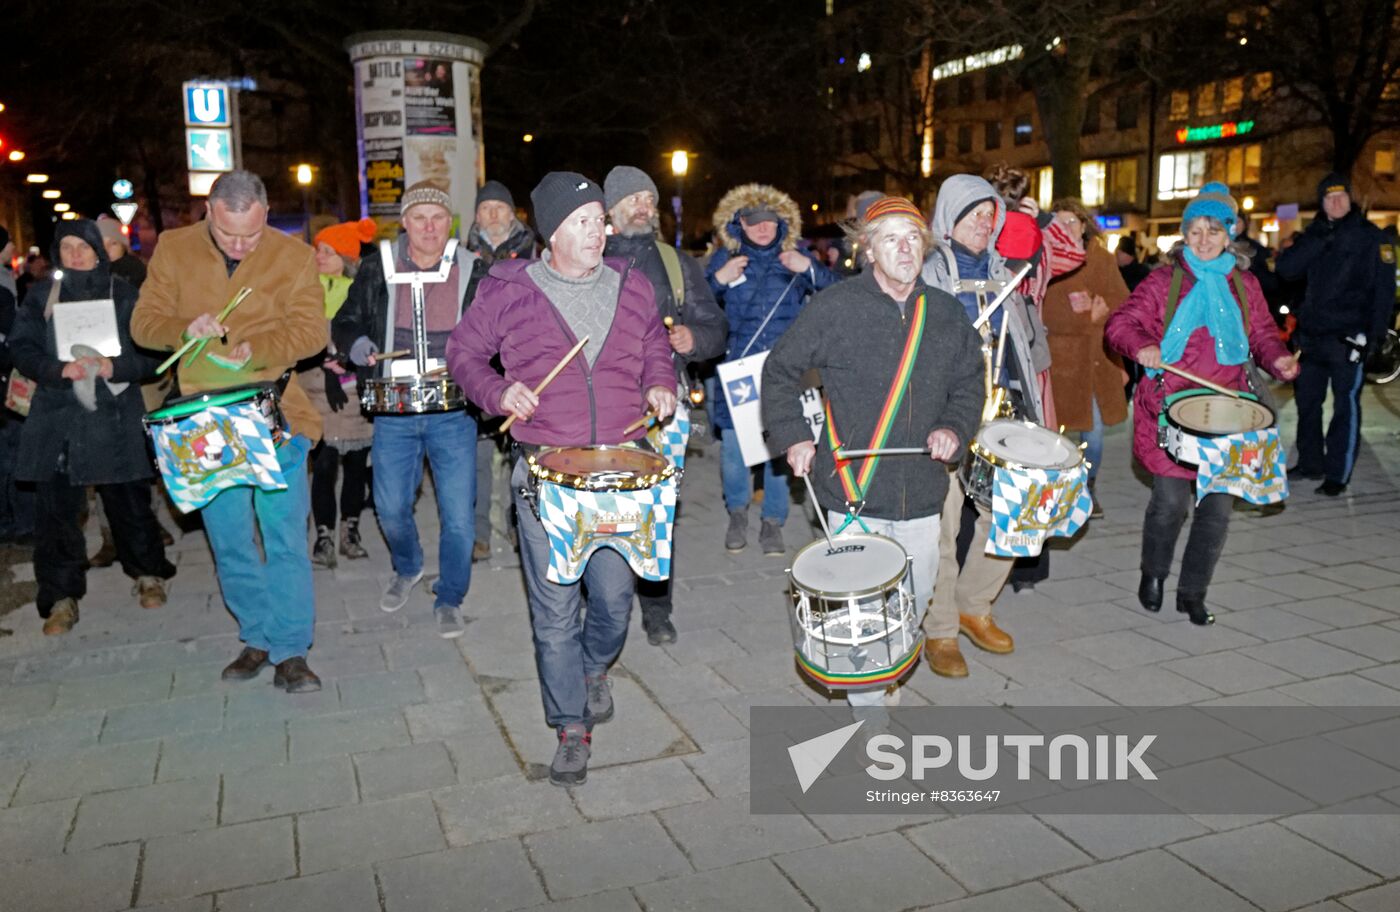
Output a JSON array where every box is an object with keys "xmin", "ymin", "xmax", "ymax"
[
  {"xmin": 388, "ymin": 357, "xmax": 442, "ymax": 378},
  {"xmin": 52, "ymin": 298, "xmax": 122, "ymax": 360},
  {"xmin": 717, "ymin": 352, "xmax": 824, "ymax": 467}
]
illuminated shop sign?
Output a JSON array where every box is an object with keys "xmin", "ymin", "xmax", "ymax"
[
  {"xmin": 932, "ymin": 44, "xmax": 1024, "ymax": 81},
  {"xmin": 1175, "ymin": 120, "xmax": 1255, "ymax": 144}
]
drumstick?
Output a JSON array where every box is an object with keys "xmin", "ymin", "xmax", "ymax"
[
  {"xmin": 375, "ymin": 348, "xmax": 413, "ymax": 362},
  {"xmin": 835, "ymin": 446, "xmax": 931, "ymax": 458},
  {"xmin": 663, "ymin": 316, "xmax": 675, "ymax": 329},
  {"xmin": 500, "ymin": 335, "xmax": 589, "ymax": 432},
  {"xmin": 1160, "ymin": 363, "xmax": 1246, "ymax": 399},
  {"xmin": 156, "ymin": 287, "xmax": 253, "ymax": 374},
  {"xmin": 623, "ymin": 410, "xmax": 658, "ymax": 435},
  {"xmin": 423, "ymin": 366, "xmax": 450, "ymax": 377},
  {"xmin": 802, "ymin": 472, "xmax": 836, "ymax": 550}
]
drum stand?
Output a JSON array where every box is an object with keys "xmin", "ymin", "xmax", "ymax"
[{"xmin": 378, "ymin": 238, "xmax": 460, "ymax": 376}]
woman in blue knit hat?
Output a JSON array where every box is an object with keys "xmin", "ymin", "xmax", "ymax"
[{"xmin": 1105, "ymin": 183, "xmax": 1300, "ymax": 625}]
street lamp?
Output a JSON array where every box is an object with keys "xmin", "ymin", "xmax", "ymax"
[
  {"xmin": 24, "ymin": 173, "xmax": 47, "ymax": 183},
  {"xmin": 670, "ymin": 150, "xmax": 689, "ymax": 249},
  {"xmin": 294, "ymin": 163, "xmax": 315, "ymax": 242},
  {"xmin": 7, "ymin": 151, "xmax": 22, "ymax": 162},
  {"xmin": 41, "ymin": 189, "xmax": 60, "ymax": 200}
]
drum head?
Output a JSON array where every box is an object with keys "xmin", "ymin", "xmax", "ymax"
[
  {"xmin": 148, "ymin": 384, "xmax": 268, "ymax": 420},
  {"xmin": 1166, "ymin": 394, "xmax": 1274, "ymax": 435},
  {"xmin": 975, "ymin": 420, "xmax": 1081, "ymax": 469},
  {"xmin": 791, "ymin": 533, "xmax": 907, "ymax": 597},
  {"xmin": 535, "ymin": 446, "xmax": 669, "ymax": 478}
]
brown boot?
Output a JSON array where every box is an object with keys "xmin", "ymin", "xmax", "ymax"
[
  {"xmin": 42, "ymin": 599, "xmax": 79, "ymax": 636},
  {"xmin": 134, "ymin": 576, "xmax": 167, "ymax": 609},
  {"xmin": 959, "ymin": 614, "xmax": 1014, "ymax": 654},
  {"xmin": 925, "ymin": 637, "xmax": 969, "ymax": 678},
  {"xmin": 274, "ymin": 657, "xmax": 323, "ymax": 693},
  {"xmin": 221, "ymin": 647, "xmax": 270, "ymax": 681}
]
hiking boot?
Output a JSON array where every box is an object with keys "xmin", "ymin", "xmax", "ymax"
[
  {"xmin": 586, "ymin": 673, "xmax": 614, "ymax": 724},
  {"xmin": 88, "ymin": 537, "xmax": 117, "ymax": 568},
  {"xmin": 550, "ymin": 722, "xmax": 591, "ymax": 787},
  {"xmin": 339, "ymin": 518, "xmax": 368, "ymax": 560},
  {"xmin": 42, "ymin": 599, "xmax": 79, "ymax": 636},
  {"xmin": 759, "ymin": 519, "xmax": 785, "ymax": 556},
  {"xmin": 925, "ymin": 638, "xmax": 969, "ymax": 677},
  {"xmin": 273, "ymin": 657, "xmax": 323, "ymax": 693},
  {"xmin": 221, "ymin": 646, "xmax": 269, "ymax": 680},
  {"xmin": 725, "ymin": 509, "xmax": 748, "ymax": 552},
  {"xmin": 381, "ymin": 569, "xmax": 423, "ymax": 613},
  {"xmin": 312, "ymin": 526, "xmax": 337, "ymax": 568},
  {"xmin": 135, "ymin": 576, "xmax": 167, "ymax": 609},
  {"xmin": 959, "ymin": 614, "xmax": 1014, "ymax": 654},
  {"xmin": 435, "ymin": 604, "xmax": 467, "ymax": 639}
]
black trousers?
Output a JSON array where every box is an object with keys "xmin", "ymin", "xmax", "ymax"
[
  {"xmin": 638, "ymin": 577, "xmax": 672, "ymax": 619},
  {"xmin": 1141, "ymin": 476, "xmax": 1232, "ymax": 598},
  {"xmin": 311, "ymin": 444, "xmax": 370, "ymax": 529},
  {"xmin": 1293, "ymin": 333, "xmax": 1365, "ymax": 485},
  {"xmin": 35, "ymin": 472, "xmax": 175, "ymax": 617}
]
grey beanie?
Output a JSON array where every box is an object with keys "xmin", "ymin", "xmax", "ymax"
[
  {"xmin": 604, "ymin": 166, "xmax": 660, "ymax": 212},
  {"xmin": 477, "ymin": 180, "xmax": 515, "ymax": 209},
  {"xmin": 531, "ymin": 171, "xmax": 605, "ymax": 244}
]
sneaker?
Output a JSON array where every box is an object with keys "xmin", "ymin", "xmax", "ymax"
[
  {"xmin": 134, "ymin": 575, "xmax": 167, "ymax": 609},
  {"xmin": 312, "ymin": 528, "xmax": 337, "ymax": 568},
  {"xmin": 380, "ymin": 570, "xmax": 423, "ymax": 613},
  {"xmin": 339, "ymin": 519, "xmax": 368, "ymax": 560},
  {"xmin": 42, "ymin": 598, "xmax": 79, "ymax": 636},
  {"xmin": 643, "ymin": 613, "xmax": 678, "ymax": 646},
  {"xmin": 550, "ymin": 722, "xmax": 591, "ymax": 787},
  {"xmin": 759, "ymin": 519, "xmax": 785, "ymax": 556},
  {"xmin": 435, "ymin": 604, "xmax": 467, "ymax": 639},
  {"xmin": 586, "ymin": 673, "xmax": 614, "ymax": 724},
  {"xmin": 725, "ymin": 509, "xmax": 748, "ymax": 552}
]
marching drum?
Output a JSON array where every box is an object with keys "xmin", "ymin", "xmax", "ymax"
[
  {"xmin": 144, "ymin": 383, "xmax": 284, "ymax": 444},
  {"xmin": 788, "ymin": 533, "xmax": 922, "ymax": 691},
  {"xmin": 360, "ymin": 375, "xmax": 467, "ymax": 415},
  {"xmin": 527, "ymin": 445, "xmax": 677, "ymax": 492},
  {"xmin": 1159, "ymin": 389, "xmax": 1276, "ymax": 467},
  {"xmin": 959, "ymin": 418, "xmax": 1083, "ymax": 508}
]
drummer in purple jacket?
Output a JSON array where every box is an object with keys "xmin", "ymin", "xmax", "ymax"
[
  {"xmin": 1105, "ymin": 182, "xmax": 1297, "ymax": 627},
  {"xmin": 447, "ymin": 172, "xmax": 676, "ymax": 788}
]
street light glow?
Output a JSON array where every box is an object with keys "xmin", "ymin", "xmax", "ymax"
[
  {"xmin": 8, "ymin": 150, "xmax": 24, "ymax": 162},
  {"xmin": 522, "ymin": 133, "xmax": 534, "ymax": 143},
  {"xmin": 671, "ymin": 150, "xmax": 689, "ymax": 177},
  {"xmin": 61, "ymin": 211, "xmax": 77, "ymax": 220},
  {"xmin": 41, "ymin": 189, "xmax": 60, "ymax": 199},
  {"xmin": 295, "ymin": 163, "xmax": 314, "ymax": 186},
  {"xmin": 54, "ymin": 202, "xmax": 71, "ymax": 212},
  {"xmin": 25, "ymin": 173, "xmax": 48, "ymax": 183},
  {"xmin": 857, "ymin": 53, "xmax": 872, "ymax": 73},
  {"xmin": 1242, "ymin": 195, "xmax": 1256, "ymax": 211}
]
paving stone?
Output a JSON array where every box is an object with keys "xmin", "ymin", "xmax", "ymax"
[
  {"xmin": 1308, "ymin": 563, "xmax": 1400, "ymax": 591},
  {"xmin": 681, "ymin": 738, "xmax": 749, "ymax": 798},
  {"xmin": 51, "ymin": 669, "xmax": 172, "ymax": 713},
  {"xmin": 632, "ymin": 859, "xmax": 812, "ymax": 912},
  {"xmin": 1316, "ymin": 625, "xmax": 1400, "ymax": 662},
  {"xmin": 523, "ymin": 814, "xmax": 692, "ymax": 899},
  {"xmin": 442, "ymin": 728, "xmax": 520, "ymax": 784},
  {"xmin": 1215, "ymin": 605, "xmax": 1334, "ymax": 641},
  {"xmin": 223, "ymin": 684, "xmax": 344, "ymax": 726},
  {"xmin": 1034, "ymin": 577, "xmax": 1135, "ymax": 606},
  {"xmin": 1059, "ymin": 630, "xmax": 1189, "ymax": 670},
  {"xmin": 1076, "ymin": 666, "xmax": 1219, "ymax": 705},
  {"xmin": 906, "ymin": 814, "xmax": 1091, "ymax": 892},
  {"xmin": 131, "ymin": 899, "xmax": 213, "ymax": 912},
  {"xmin": 658, "ymin": 794, "xmax": 826, "ymax": 870},
  {"xmin": 433, "ymin": 775, "xmax": 582, "ymax": 846},
  {"xmin": 402, "ymin": 696, "xmax": 496, "ymax": 741},
  {"xmin": 665, "ymin": 699, "xmax": 750, "ymax": 749},
  {"xmin": 997, "ymin": 645, "xmax": 1113, "ymax": 688},
  {"xmin": 1339, "ymin": 881, "xmax": 1400, "ymax": 911},
  {"xmin": 353, "ymin": 741, "xmax": 457, "ymax": 801},
  {"xmin": 1159, "ymin": 652, "xmax": 1302, "ymax": 694},
  {"xmin": 1358, "ymin": 663, "xmax": 1400, "ymax": 691},
  {"xmin": 140, "ymin": 818, "xmax": 296, "ymax": 904},
  {"xmin": 0, "ymin": 797, "xmax": 77, "ymax": 861},
  {"xmin": 377, "ymin": 838, "xmax": 547, "ymax": 912},
  {"xmin": 1280, "ymin": 798, "xmax": 1400, "ymax": 877},
  {"xmin": 70, "ymin": 777, "xmax": 217, "ymax": 849},
  {"xmin": 658, "ymin": 628, "xmax": 750, "ymax": 666},
  {"xmin": 156, "ymin": 722, "xmax": 287, "ymax": 782},
  {"xmin": 1228, "ymin": 550, "xmax": 1322, "ymax": 575},
  {"xmin": 216, "ymin": 867, "xmax": 381, "ymax": 912},
  {"xmin": 102, "ymin": 693, "xmax": 224, "ymax": 744},
  {"xmin": 0, "ymin": 710, "xmax": 105, "ymax": 757},
  {"xmin": 1168, "ymin": 822, "xmax": 1378, "ymax": 911},
  {"xmin": 289, "ymin": 707, "xmax": 410, "ymax": 762},
  {"xmin": 516, "ymin": 891, "xmax": 643, "ymax": 912},
  {"xmin": 383, "ymin": 635, "xmax": 466, "ymax": 669},
  {"xmin": 775, "ymin": 830, "xmax": 965, "ymax": 911},
  {"xmin": 570, "ymin": 757, "xmax": 710, "ymax": 819},
  {"xmin": 635, "ymin": 662, "xmax": 741, "ymax": 706},
  {"xmin": 1189, "ymin": 580, "xmax": 1290, "ymax": 610},
  {"xmin": 1347, "ymin": 587, "xmax": 1400, "ymax": 612},
  {"xmin": 1032, "ymin": 813, "xmax": 1209, "ymax": 860},
  {"xmin": 0, "ymin": 681, "xmax": 58, "ymax": 725},
  {"xmin": 1277, "ymin": 674, "xmax": 1400, "ymax": 709},
  {"xmin": 0, "ymin": 843, "xmax": 139, "ymax": 912},
  {"xmin": 919, "ymin": 882, "xmax": 1077, "ymax": 912},
  {"xmin": 221, "ymin": 756, "xmax": 356, "ymax": 823},
  {"xmin": 14, "ymin": 740, "xmax": 159, "ymax": 805},
  {"xmin": 1252, "ymin": 572, "xmax": 1359, "ymax": 601},
  {"xmin": 1240, "ymin": 637, "xmax": 1376, "ymax": 678},
  {"xmin": 1282, "ymin": 598, "xmax": 1397, "ymax": 630},
  {"xmin": 337, "ymin": 668, "xmax": 427, "ymax": 711},
  {"xmin": 1046, "ymin": 848, "xmax": 1257, "ymax": 912},
  {"xmin": 299, "ymin": 793, "xmax": 446, "ymax": 875},
  {"xmin": 996, "ymin": 682, "xmax": 1119, "ymax": 706},
  {"xmin": 0, "ymin": 756, "xmax": 23, "ymax": 806}
]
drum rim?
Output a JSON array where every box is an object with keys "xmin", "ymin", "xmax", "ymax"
[
  {"xmin": 789, "ymin": 531, "xmax": 910, "ymax": 598},
  {"xmin": 793, "ymin": 636, "xmax": 924, "ymax": 689},
  {"xmin": 1162, "ymin": 389, "xmax": 1277, "ymax": 437},
  {"xmin": 528, "ymin": 444, "xmax": 675, "ymax": 490},
  {"xmin": 970, "ymin": 419, "xmax": 1084, "ymax": 470},
  {"xmin": 147, "ymin": 384, "xmax": 273, "ymax": 421}
]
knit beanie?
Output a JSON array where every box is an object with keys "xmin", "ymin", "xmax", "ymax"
[
  {"xmin": 477, "ymin": 180, "xmax": 515, "ymax": 209},
  {"xmin": 1317, "ymin": 172, "xmax": 1352, "ymax": 205},
  {"xmin": 1181, "ymin": 181, "xmax": 1240, "ymax": 237},
  {"xmin": 400, "ymin": 181, "xmax": 452, "ymax": 219},
  {"xmin": 862, "ymin": 196, "xmax": 925, "ymax": 226},
  {"xmin": 603, "ymin": 166, "xmax": 659, "ymax": 211},
  {"xmin": 531, "ymin": 171, "xmax": 605, "ymax": 244},
  {"xmin": 96, "ymin": 215, "xmax": 128, "ymax": 251},
  {"xmin": 314, "ymin": 218, "xmax": 378, "ymax": 259}
]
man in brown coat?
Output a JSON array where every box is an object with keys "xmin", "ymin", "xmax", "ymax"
[{"xmin": 132, "ymin": 170, "xmax": 327, "ymax": 693}]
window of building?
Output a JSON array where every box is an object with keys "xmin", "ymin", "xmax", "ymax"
[
  {"xmin": 957, "ymin": 124, "xmax": 973, "ymax": 154},
  {"xmin": 1035, "ymin": 166, "xmax": 1054, "ymax": 211},
  {"xmin": 1081, "ymin": 161, "xmax": 1107, "ymax": 206},
  {"xmin": 1250, "ymin": 72, "xmax": 1272, "ymax": 100},
  {"xmin": 1116, "ymin": 93, "xmax": 1139, "ymax": 131},
  {"xmin": 1222, "ymin": 77, "xmax": 1245, "ymax": 111},
  {"xmin": 1378, "ymin": 145, "xmax": 1397, "ymax": 177},
  {"xmin": 1082, "ymin": 95, "xmax": 1100, "ymax": 136},
  {"xmin": 1197, "ymin": 82, "xmax": 1218, "ymax": 116},
  {"xmin": 1108, "ymin": 158, "xmax": 1139, "ymax": 205},
  {"xmin": 1243, "ymin": 143, "xmax": 1262, "ymax": 184},
  {"xmin": 1014, "ymin": 114, "xmax": 1033, "ymax": 145},
  {"xmin": 1170, "ymin": 90, "xmax": 1190, "ymax": 121},
  {"xmin": 984, "ymin": 69, "xmax": 1002, "ymax": 101},
  {"xmin": 985, "ymin": 120, "xmax": 1002, "ymax": 151},
  {"xmin": 934, "ymin": 129, "xmax": 947, "ymax": 160},
  {"xmin": 935, "ymin": 80, "xmax": 951, "ymax": 109},
  {"xmin": 1158, "ymin": 150, "xmax": 1207, "ymax": 200},
  {"xmin": 958, "ymin": 76, "xmax": 974, "ymax": 106}
]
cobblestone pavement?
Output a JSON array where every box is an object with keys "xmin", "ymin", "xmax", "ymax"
[{"xmin": 2, "ymin": 382, "xmax": 1400, "ymax": 911}]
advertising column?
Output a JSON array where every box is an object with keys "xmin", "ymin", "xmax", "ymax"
[{"xmin": 345, "ymin": 30, "xmax": 487, "ymax": 231}]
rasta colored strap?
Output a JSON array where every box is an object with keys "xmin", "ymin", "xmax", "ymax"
[{"xmin": 823, "ymin": 293, "xmax": 928, "ymax": 527}]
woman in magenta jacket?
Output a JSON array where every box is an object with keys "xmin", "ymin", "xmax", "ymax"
[{"xmin": 1106, "ymin": 183, "xmax": 1299, "ymax": 626}]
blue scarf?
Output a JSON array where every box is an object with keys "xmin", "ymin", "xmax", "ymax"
[
  {"xmin": 951, "ymin": 241, "xmax": 1001, "ymax": 332},
  {"xmin": 1159, "ymin": 249, "xmax": 1248, "ymax": 371}
]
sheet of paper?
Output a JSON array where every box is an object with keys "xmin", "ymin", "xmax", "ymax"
[
  {"xmin": 52, "ymin": 298, "xmax": 122, "ymax": 359},
  {"xmin": 389, "ymin": 357, "xmax": 442, "ymax": 378}
]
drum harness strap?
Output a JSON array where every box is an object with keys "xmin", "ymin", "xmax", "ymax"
[{"xmin": 822, "ymin": 293, "xmax": 928, "ymax": 534}]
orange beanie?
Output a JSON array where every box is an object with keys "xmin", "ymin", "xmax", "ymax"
[{"xmin": 313, "ymin": 218, "xmax": 378, "ymax": 259}]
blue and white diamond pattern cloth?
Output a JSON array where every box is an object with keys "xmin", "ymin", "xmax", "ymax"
[
  {"xmin": 149, "ymin": 405, "xmax": 287, "ymax": 514},
  {"xmin": 645, "ymin": 400, "xmax": 691, "ymax": 473},
  {"xmin": 986, "ymin": 463, "xmax": 1093, "ymax": 557},
  {"xmin": 1192, "ymin": 427, "xmax": 1288, "ymax": 505},
  {"xmin": 537, "ymin": 477, "xmax": 678, "ymax": 584}
]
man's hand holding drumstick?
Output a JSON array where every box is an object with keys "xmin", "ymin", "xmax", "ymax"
[{"xmin": 499, "ymin": 336, "xmax": 590, "ymax": 431}]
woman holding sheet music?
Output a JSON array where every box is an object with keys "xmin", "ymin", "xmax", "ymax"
[{"xmin": 7, "ymin": 219, "xmax": 174, "ymax": 635}]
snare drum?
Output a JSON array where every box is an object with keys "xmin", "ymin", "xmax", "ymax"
[
  {"xmin": 360, "ymin": 375, "xmax": 467, "ymax": 414},
  {"xmin": 528, "ymin": 445, "xmax": 677, "ymax": 491},
  {"xmin": 788, "ymin": 533, "xmax": 922, "ymax": 691},
  {"xmin": 1159, "ymin": 389, "xmax": 1276, "ymax": 467},
  {"xmin": 145, "ymin": 384, "xmax": 284, "ymax": 441},
  {"xmin": 960, "ymin": 419, "xmax": 1082, "ymax": 508}
]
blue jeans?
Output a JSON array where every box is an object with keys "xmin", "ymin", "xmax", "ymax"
[
  {"xmin": 202, "ymin": 436, "xmax": 315, "ymax": 664},
  {"xmin": 372, "ymin": 411, "xmax": 477, "ymax": 608},
  {"xmin": 512, "ymin": 458, "xmax": 636, "ymax": 729},
  {"xmin": 1079, "ymin": 397, "xmax": 1105, "ymax": 481},
  {"xmin": 720, "ymin": 428, "xmax": 790, "ymax": 523}
]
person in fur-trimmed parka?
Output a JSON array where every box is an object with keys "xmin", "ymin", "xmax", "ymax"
[{"xmin": 705, "ymin": 183, "xmax": 839, "ymax": 557}]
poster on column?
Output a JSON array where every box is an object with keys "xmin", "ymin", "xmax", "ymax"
[
  {"xmin": 403, "ymin": 57, "xmax": 459, "ymax": 212},
  {"xmin": 358, "ymin": 57, "xmax": 405, "ymax": 217}
]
